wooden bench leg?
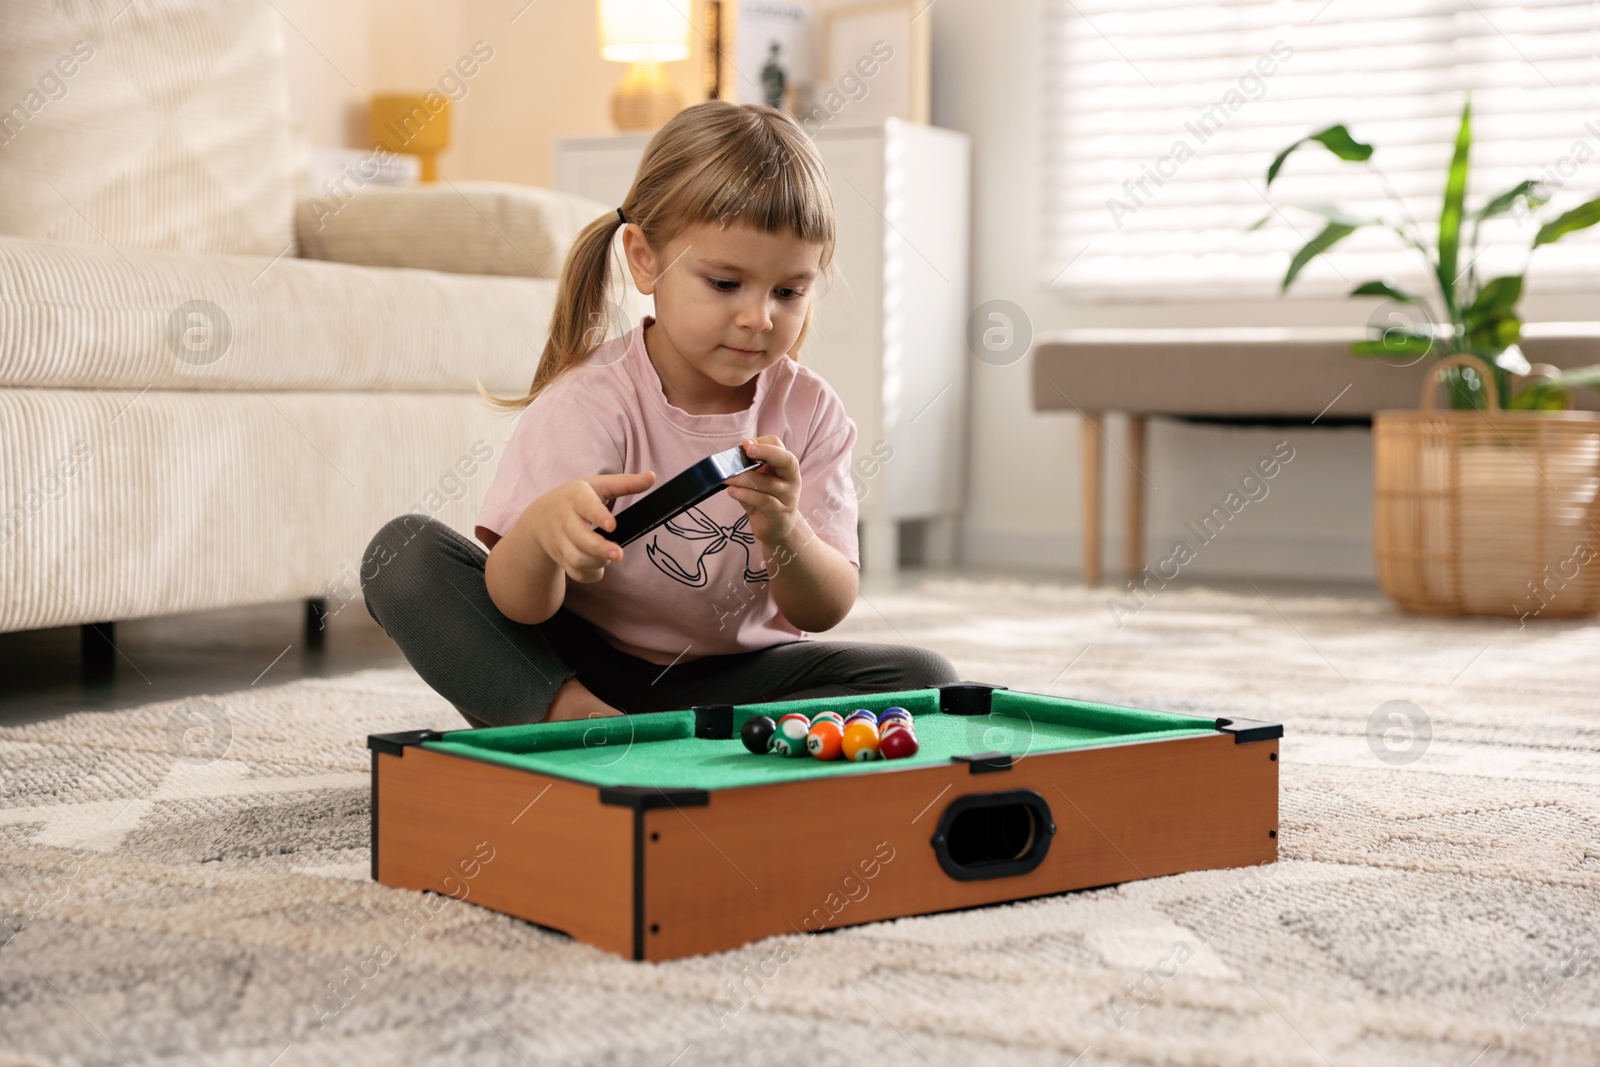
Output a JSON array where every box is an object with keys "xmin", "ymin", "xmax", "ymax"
[
  {"xmin": 1125, "ymin": 415, "xmax": 1146, "ymax": 578},
  {"xmin": 1081, "ymin": 412, "xmax": 1103, "ymax": 585}
]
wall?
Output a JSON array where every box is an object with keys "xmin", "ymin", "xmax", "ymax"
[
  {"xmin": 277, "ymin": 0, "xmax": 709, "ymax": 188},
  {"xmin": 276, "ymin": 0, "xmax": 375, "ymax": 152}
]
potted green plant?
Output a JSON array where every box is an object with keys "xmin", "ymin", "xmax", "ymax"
[
  {"xmin": 1257, "ymin": 95, "xmax": 1600, "ymax": 406},
  {"xmin": 1255, "ymin": 97, "xmax": 1600, "ymax": 619}
]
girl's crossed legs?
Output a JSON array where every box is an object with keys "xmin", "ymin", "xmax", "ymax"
[{"xmin": 358, "ymin": 514, "xmax": 958, "ymax": 729}]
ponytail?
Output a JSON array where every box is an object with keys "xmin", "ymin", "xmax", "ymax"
[{"xmin": 476, "ymin": 209, "xmax": 626, "ymax": 411}]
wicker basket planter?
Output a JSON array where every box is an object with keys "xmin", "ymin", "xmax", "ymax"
[{"xmin": 1373, "ymin": 355, "xmax": 1600, "ymax": 619}]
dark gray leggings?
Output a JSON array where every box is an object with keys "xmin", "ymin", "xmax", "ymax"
[{"xmin": 359, "ymin": 514, "xmax": 959, "ymax": 728}]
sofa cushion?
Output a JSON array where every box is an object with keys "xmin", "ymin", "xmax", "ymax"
[
  {"xmin": 295, "ymin": 182, "xmax": 611, "ymax": 280},
  {"xmin": 0, "ymin": 0, "xmax": 298, "ymax": 257},
  {"xmin": 0, "ymin": 236, "xmax": 577, "ymax": 394}
]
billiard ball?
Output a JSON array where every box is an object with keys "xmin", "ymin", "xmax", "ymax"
[
  {"xmin": 851, "ymin": 708, "xmax": 879, "ymax": 722},
  {"xmin": 812, "ymin": 711, "xmax": 846, "ymax": 728},
  {"xmin": 879, "ymin": 728, "xmax": 920, "ymax": 760},
  {"xmin": 841, "ymin": 721, "xmax": 881, "ymax": 762},
  {"xmin": 880, "ymin": 723, "xmax": 914, "ymax": 743},
  {"xmin": 806, "ymin": 720, "xmax": 844, "ymax": 760},
  {"xmin": 879, "ymin": 707, "xmax": 911, "ymax": 725},
  {"xmin": 772, "ymin": 716, "xmax": 812, "ymax": 758},
  {"xmin": 843, "ymin": 711, "xmax": 876, "ymax": 729},
  {"xmin": 740, "ymin": 715, "xmax": 777, "ymax": 754}
]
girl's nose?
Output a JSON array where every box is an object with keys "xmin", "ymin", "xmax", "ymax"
[{"xmin": 735, "ymin": 295, "xmax": 774, "ymax": 333}]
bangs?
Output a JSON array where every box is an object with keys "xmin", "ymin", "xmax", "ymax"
[{"xmin": 651, "ymin": 114, "xmax": 835, "ymax": 251}]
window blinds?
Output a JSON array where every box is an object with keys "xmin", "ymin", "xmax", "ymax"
[{"xmin": 1042, "ymin": 0, "xmax": 1600, "ymax": 301}]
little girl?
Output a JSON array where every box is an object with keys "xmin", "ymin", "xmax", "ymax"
[{"xmin": 361, "ymin": 101, "xmax": 956, "ymax": 728}]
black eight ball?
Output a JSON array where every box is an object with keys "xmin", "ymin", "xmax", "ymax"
[{"xmin": 740, "ymin": 715, "xmax": 777, "ymax": 754}]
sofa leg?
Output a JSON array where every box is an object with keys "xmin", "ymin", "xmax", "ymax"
[
  {"xmin": 305, "ymin": 597, "xmax": 328, "ymax": 650},
  {"xmin": 82, "ymin": 621, "xmax": 115, "ymax": 683}
]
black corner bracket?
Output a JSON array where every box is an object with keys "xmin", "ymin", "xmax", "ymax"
[
  {"xmin": 599, "ymin": 786, "xmax": 711, "ymax": 811},
  {"xmin": 938, "ymin": 681, "xmax": 1010, "ymax": 716},
  {"xmin": 1214, "ymin": 718, "xmax": 1285, "ymax": 744},
  {"xmin": 693, "ymin": 704, "xmax": 735, "ymax": 740},
  {"xmin": 367, "ymin": 729, "xmax": 444, "ymax": 756},
  {"xmin": 952, "ymin": 751, "xmax": 1014, "ymax": 774}
]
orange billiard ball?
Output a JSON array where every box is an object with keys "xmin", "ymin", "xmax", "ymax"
[
  {"xmin": 806, "ymin": 720, "xmax": 845, "ymax": 760},
  {"xmin": 841, "ymin": 721, "xmax": 881, "ymax": 762}
]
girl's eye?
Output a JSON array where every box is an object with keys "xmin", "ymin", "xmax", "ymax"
[{"xmin": 706, "ymin": 278, "xmax": 806, "ymax": 300}]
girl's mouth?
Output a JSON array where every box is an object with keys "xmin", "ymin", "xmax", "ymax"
[{"xmin": 721, "ymin": 345, "xmax": 764, "ymax": 357}]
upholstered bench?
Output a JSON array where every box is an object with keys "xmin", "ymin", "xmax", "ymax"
[{"xmin": 1029, "ymin": 325, "xmax": 1600, "ymax": 584}]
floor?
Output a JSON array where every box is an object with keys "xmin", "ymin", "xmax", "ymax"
[
  {"xmin": 0, "ymin": 596, "xmax": 402, "ymax": 729},
  {"xmin": 3, "ymin": 571, "xmax": 1594, "ymax": 1066}
]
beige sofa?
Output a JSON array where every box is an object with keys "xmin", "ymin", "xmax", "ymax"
[{"xmin": 0, "ymin": 0, "xmax": 620, "ymax": 652}]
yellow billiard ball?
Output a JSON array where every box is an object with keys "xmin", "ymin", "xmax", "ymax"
[{"xmin": 841, "ymin": 721, "xmax": 881, "ymax": 762}]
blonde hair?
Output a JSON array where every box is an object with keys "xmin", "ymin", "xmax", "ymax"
[{"xmin": 478, "ymin": 101, "xmax": 837, "ymax": 412}]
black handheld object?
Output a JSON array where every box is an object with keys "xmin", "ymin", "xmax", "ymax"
[{"xmin": 597, "ymin": 445, "xmax": 762, "ymax": 547}]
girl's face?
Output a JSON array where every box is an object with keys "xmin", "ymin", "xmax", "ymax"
[{"xmin": 622, "ymin": 220, "xmax": 824, "ymax": 407}]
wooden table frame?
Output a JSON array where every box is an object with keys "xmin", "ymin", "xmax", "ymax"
[{"xmin": 368, "ymin": 684, "xmax": 1282, "ymax": 961}]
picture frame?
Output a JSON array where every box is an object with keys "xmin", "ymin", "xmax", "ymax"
[
  {"xmin": 706, "ymin": 0, "xmax": 814, "ymax": 115},
  {"xmin": 820, "ymin": 0, "xmax": 930, "ymax": 125}
]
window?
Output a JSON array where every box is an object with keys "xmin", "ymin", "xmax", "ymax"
[{"xmin": 1043, "ymin": 0, "xmax": 1600, "ymax": 302}]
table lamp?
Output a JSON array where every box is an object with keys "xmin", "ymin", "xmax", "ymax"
[
  {"xmin": 370, "ymin": 94, "xmax": 451, "ymax": 181},
  {"xmin": 598, "ymin": 0, "xmax": 690, "ymax": 130}
]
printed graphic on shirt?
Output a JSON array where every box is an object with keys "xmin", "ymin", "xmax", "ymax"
[{"xmin": 644, "ymin": 506, "xmax": 771, "ymax": 588}]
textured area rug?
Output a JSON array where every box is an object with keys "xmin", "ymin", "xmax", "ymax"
[{"xmin": 2, "ymin": 579, "xmax": 1598, "ymax": 1067}]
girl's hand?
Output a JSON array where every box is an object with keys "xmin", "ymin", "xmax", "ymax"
[
  {"xmin": 528, "ymin": 471, "xmax": 655, "ymax": 583},
  {"xmin": 726, "ymin": 436, "xmax": 802, "ymax": 547}
]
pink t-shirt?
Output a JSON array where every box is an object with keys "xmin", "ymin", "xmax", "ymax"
[{"xmin": 475, "ymin": 316, "xmax": 860, "ymax": 665}]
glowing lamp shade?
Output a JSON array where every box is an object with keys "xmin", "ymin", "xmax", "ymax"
[
  {"xmin": 598, "ymin": 0, "xmax": 690, "ymax": 130},
  {"xmin": 599, "ymin": 0, "xmax": 690, "ymax": 62}
]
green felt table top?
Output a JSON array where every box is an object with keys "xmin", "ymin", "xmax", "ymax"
[{"xmin": 419, "ymin": 687, "xmax": 1219, "ymax": 791}]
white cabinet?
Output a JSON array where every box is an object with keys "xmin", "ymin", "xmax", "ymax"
[{"xmin": 555, "ymin": 120, "xmax": 971, "ymax": 575}]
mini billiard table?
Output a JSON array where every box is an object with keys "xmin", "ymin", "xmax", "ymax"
[{"xmin": 368, "ymin": 682, "xmax": 1281, "ymax": 961}]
